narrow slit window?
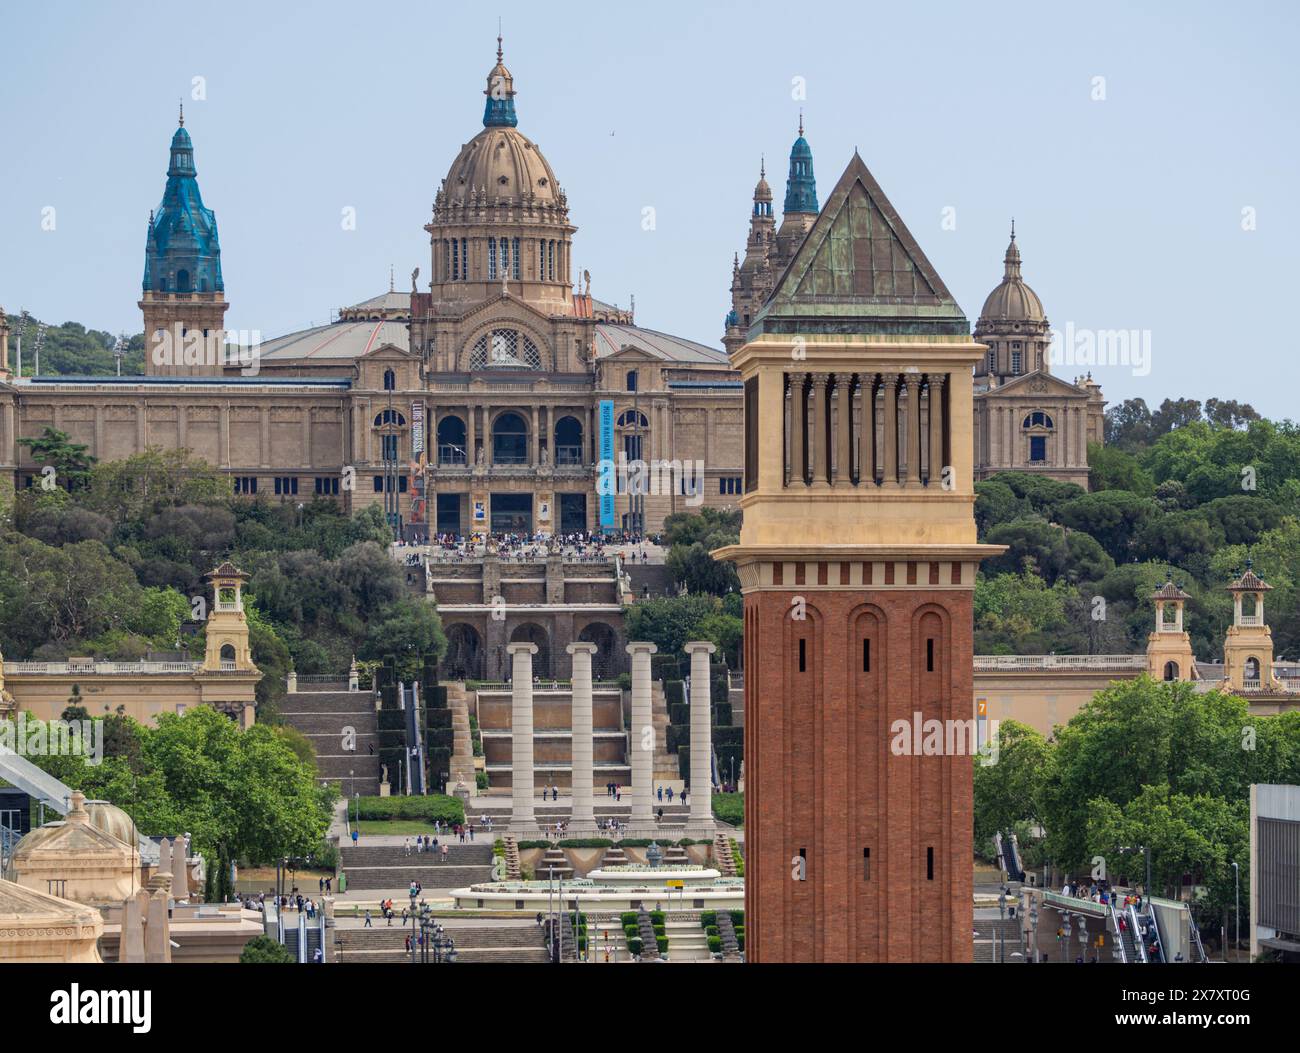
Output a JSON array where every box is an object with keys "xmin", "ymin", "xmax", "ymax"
[
  {"xmin": 798, "ymin": 638, "xmax": 806, "ymax": 673},
  {"xmin": 926, "ymin": 847, "xmax": 934, "ymax": 881},
  {"xmin": 926, "ymin": 638, "xmax": 935, "ymax": 673},
  {"xmin": 863, "ymin": 847, "xmax": 871, "ymax": 881},
  {"xmin": 863, "ymin": 639, "xmax": 870, "ymax": 672}
]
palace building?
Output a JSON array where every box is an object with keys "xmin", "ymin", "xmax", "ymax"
[{"xmin": 0, "ymin": 38, "xmax": 1101, "ymax": 533}]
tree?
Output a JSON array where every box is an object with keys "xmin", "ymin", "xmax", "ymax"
[
  {"xmin": 18, "ymin": 427, "xmax": 97, "ymax": 490},
  {"xmin": 973, "ymin": 720, "xmax": 1050, "ymax": 848},
  {"xmin": 623, "ymin": 594, "xmax": 726, "ymax": 658},
  {"xmin": 1105, "ymin": 398, "xmax": 1153, "ymax": 450},
  {"xmin": 1151, "ymin": 398, "xmax": 1204, "ymax": 437},
  {"xmin": 1057, "ymin": 489, "xmax": 1158, "ymax": 563},
  {"xmin": 361, "ymin": 597, "xmax": 447, "ymax": 680},
  {"xmin": 974, "ymin": 572, "xmax": 1077, "ymax": 653},
  {"xmin": 1087, "ymin": 442, "xmax": 1155, "ymax": 496},
  {"xmin": 1204, "ymin": 398, "xmax": 1260, "ymax": 430},
  {"xmin": 239, "ymin": 935, "xmax": 295, "ymax": 963},
  {"xmin": 666, "ymin": 541, "xmax": 740, "ymax": 596},
  {"xmin": 974, "ymin": 479, "xmax": 1029, "ymax": 536}
]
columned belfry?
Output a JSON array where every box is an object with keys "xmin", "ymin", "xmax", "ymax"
[{"xmin": 716, "ymin": 153, "xmax": 1002, "ymax": 963}]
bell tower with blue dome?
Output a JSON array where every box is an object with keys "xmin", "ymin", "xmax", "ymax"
[
  {"xmin": 775, "ymin": 115, "xmax": 819, "ymax": 265},
  {"xmin": 138, "ymin": 106, "xmax": 229, "ymax": 376}
]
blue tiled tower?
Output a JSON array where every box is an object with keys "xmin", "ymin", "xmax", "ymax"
[{"xmin": 139, "ymin": 107, "xmax": 229, "ymax": 376}]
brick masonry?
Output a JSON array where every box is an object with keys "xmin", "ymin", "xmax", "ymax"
[{"xmin": 743, "ymin": 578, "xmax": 975, "ymax": 963}]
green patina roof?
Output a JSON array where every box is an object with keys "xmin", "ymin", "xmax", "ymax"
[{"xmin": 752, "ymin": 152, "xmax": 969, "ymax": 339}]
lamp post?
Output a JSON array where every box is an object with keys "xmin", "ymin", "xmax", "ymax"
[
  {"xmin": 1230, "ymin": 860, "xmax": 1240, "ymax": 963},
  {"xmin": 1119, "ymin": 843, "xmax": 1152, "ymax": 901},
  {"xmin": 409, "ymin": 888, "xmax": 419, "ymax": 963},
  {"xmin": 1027, "ymin": 902, "xmax": 1039, "ymax": 963}
]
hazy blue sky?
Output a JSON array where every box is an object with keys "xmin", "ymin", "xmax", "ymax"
[{"xmin": 2, "ymin": 1, "xmax": 1297, "ymax": 417}]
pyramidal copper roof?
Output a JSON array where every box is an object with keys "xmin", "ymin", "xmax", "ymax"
[{"xmin": 752, "ymin": 151, "xmax": 969, "ymax": 339}]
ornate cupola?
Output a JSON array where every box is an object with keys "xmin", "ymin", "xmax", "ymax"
[
  {"xmin": 483, "ymin": 34, "xmax": 518, "ymax": 128},
  {"xmin": 417, "ymin": 36, "xmax": 576, "ymax": 332},
  {"xmin": 1146, "ymin": 580, "xmax": 1196, "ymax": 682},
  {"xmin": 1223, "ymin": 561, "xmax": 1277, "ymax": 692},
  {"xmin": 774, "ymin": 117, "xmax": 819, "ymax": 270},
  {"xmin": 139, "ymin": 106, "xmax": 229, "ymax": 377},
  {"xmin": 973, "ymin": 223, "xmax": 1050, "ymax": 384},
  {"xmin": 783, "ymin": 115, "xmax": 818, "ymax": 214},
  {"xmin": 724, "ymin": 159, "xmax": 781, "ymax": 354}
]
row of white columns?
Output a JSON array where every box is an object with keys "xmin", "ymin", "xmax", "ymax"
[{"xmin": 508, "ymin": 639, "xmax": 715, "ymax": 833}]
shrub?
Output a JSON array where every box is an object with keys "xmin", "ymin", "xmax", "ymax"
[
  {"xmin": 705, "ymin": 925, "xmax": 719, "ymax": 938},
  {"xmin": 240, "ymin": 935, "xmax": 294, "ymax": 964},
  {"xmin": 475, "ymin": 771, "xmax": 489, "ymax": 790},
  {"xmin": 354, "ymin": 794, "xmax": 465, "ymax": 824},
  {"xmin": 729, "ymin": 910, "xmax": 744, "ymax": 927},
  {"xmin": 664, "ymin": 680, "xmax": 686, "ymax": 706},
  {"xmin": 627, "ymin": 936, "xmax": 643, "ymax": 956},
  {"xmin": 712, "ymin": 793, "xmax": 743, "ymax": 827},
  {"xmin": 517, "ymin": 840, "xmax": 554, "ymax": 849},
  {"xmin": 556, "ymin": 838, "xmax": 613, "ymax": 848},
  {"xmin": 620, "ymin": 911, "xmax": 638, "ymax": 927},
  {"xmin": 655, "ymin": 935, "xmax": 669, "ymax": 954},
  {"xmin": 707, "ymin": 935, "xmax": 722, "ymax": 953},
  {"xmin": 700, "ymin": 911, "xmax": 717, "ymax": 928}
]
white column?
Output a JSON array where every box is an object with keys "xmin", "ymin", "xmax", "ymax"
[
  {"xmin": 626, "ymin": 641, "xmax": 657, "ymax": 827},
  {"xmin": 509, "ymin": 642, "xmax": 538, "ymax": 829},
  {"xmin": 566, "ymin": 641, "xmax": 597, "ymax": 829},
  {"xmin": 684, "ymin": 640, "xmax": 716, "ymax": 832}
]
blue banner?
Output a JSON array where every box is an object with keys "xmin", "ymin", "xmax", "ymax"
[{"xmin": 598, "ymin": 399, "xmax": 616, "ymax": 531}]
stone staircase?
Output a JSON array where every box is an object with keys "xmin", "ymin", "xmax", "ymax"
[
  {"xmin": 665, "ymin": 916, "xmax": 710, "ymax": 961},
  {"xmin": 599, "ymin": 844, "xmax": 629, "ymax": 869},
  {"xmin": 973, "ymin": 917, "xmax": 1023, "ymax": 963},
  {"xmin": 713, "ymin": 832, "xmax": 737, "ymax": 876},
  {"xmin": 587, "ymin": 914, "xmax": 631, "ymax": 962},
  {"xmin": 335, "ymin": 922, "xmax": 549, "ymax": 963},
  {"xmin": 635, "ymin": 908, "xmax": 662, "ymax": 961},
  {"xmin": 279, "ymin": 686, "xmax": 380, "ymax": 796},
  {"xmin": 650, "ymin": 680, "xmax": 677, "ymax": 784},
  {"xmin": 537, "ymin": 847, "xmax": 573, "ymax": 881},
  {"xmin": 716, "ymin": 910, "xmax": 742, "ymax": 960},
  {"xmin": 339, "ymin": 842, "xmax": 494, "ymax": 891},
  {"xmin": 446, "ymin": 682, "xmax": 477, "ymax": 793},
  {"xmin": 501, "ymin": 835, "xmax": 521, "ymax": 879}
]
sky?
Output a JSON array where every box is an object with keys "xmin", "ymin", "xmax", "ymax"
[{"xmin": 1, "ymin": 0, "xmax": 1297, "ymax": 418}]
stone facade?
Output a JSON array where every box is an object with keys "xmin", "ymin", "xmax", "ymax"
[{"xmin": 971, "ymin": 230, "xmax": 1105, "ymax": 487}]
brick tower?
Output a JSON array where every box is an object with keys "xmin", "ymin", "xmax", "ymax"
[{"xmin": 715, "ymin": 153, "xmax": 1002, "ymax": 962}]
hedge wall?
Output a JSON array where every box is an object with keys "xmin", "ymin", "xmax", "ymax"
[{"xmin": 354, "ymin": 794, "xmax": 465, "ymax": 824}]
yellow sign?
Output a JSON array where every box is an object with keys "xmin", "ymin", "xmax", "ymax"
[{"xmin": 666, "ymin": 880, "xmax": 684, "ymax": 888}]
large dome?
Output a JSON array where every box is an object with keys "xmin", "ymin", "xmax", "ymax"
[
  {"xmin": 442, "ymin": 125, "xmax": 563, "ymax": 209},
  {"xmin": 978, "ymin": 232, "xmax": 1045, "ymax": 324}
]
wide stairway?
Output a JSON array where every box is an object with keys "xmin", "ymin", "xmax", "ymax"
[
  {"xmin": 335, "ymin": 921, "xmax": 549, "ymax": 963},
  {"xmin": 339, "ymin": 841, "xmax": 494, "ymax": 891},
  {"xmin": 973, "ymin": 917, "xmax": 1023, "ymax": 963},
  {"xmin": 279, "ymin": 682, "xmax": 380, "ymax": 796},
  {"xmin": 446, "ymin": 681, "xmax": 477, "ymax": 791}
]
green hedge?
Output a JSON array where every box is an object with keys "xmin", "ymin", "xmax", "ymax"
[
  {"xmin": 354, "ymin": 794, "xmax": 465, "ymax": 823},
  {"xmin": 655, "ymin": 935, "xmax": 668, "ymax": 953},
  {"xmin": 700, "ymin": 911, "xmax": 716, "ymax": 928},
  {"xmin": 620, "ymin": 912, "xmax": 638, "ymax": 927},
  {"xmin": 712, "ymin": 792, "xmax": 743, "ymax": 827},
  {"xmin": 707, "ymin": 935, "xmax": 722, "ymax": 953},
  {"xmin": 651, "ymin": 654, "xmax": 680, "ymax": 681},
  {"xmin": 712, "ymin": 701, "xmax": 733, "ymax": 727},
  {"xmin": 627, "ymin": 936, "xmax": 643, "ymax": 956},
  {"xmin": 715, "ymin": 726, "xmax": 743, "ymax": 748},
  {"xmin": 556, "ymin": 838, "xmax": 613, "ymax": 848},
  {"xmin": 664, "ymin": 680, "xmax": 686, "ymax": 707}
]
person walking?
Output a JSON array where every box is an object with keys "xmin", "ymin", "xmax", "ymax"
[{"xmin": 364, "ymin": 910, "xmax": 373, "ymax": 928}]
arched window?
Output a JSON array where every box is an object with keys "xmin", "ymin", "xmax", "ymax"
[
  {"xmin": 437, "ymin": 415, "xmax": 467, "ymax": 465},
  {"xmin": 219, "ymin": 643, "xmax": 236, "ymax": 663},
  {"xmin": 1244, "ymin": 656, "xmax": 1261, "ymax": 683},
  {"xmin": 492, "ymin": 411, "xmax": 528, "ymax": 464},
  {"xmin": 626, "ymin": 369, "xmax": 638, "ymax": 392},
  {"xmin": 177, "ymin": 269, "xmax": 191, "ymax": 293},
  {"xmin": 1163, "ymin": 661, "xmax": 1179, "ymax": 681},
  {"xmin": 554, "ymin": 415, "xmax": 583, "ymax": 465},
  {"xmin": 383, "ymin": 369, "xmax": 396, "ymax": 391},
  {"xmin": 1022, "ymin": 411, "xmax": 1054, "ymax": 429},
  {"xmin": 373, "ymin": 409, "xmax": 406, "ymax": 427},
  {"xmin": 616, "ymin": 410, "xmax": 649, "ymax": 429},
  {"xmin": 469, "ymin": 329, "xmax": 542, "ymax": 370}
]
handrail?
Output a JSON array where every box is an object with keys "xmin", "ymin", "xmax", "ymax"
[
  {"xmin": 973, "ymin": 654, "xmax": 1146, "ymax": 671},
  {"xmin": 1109, "ymin": 903, "xmax": 1129, "ymax": 963},
  {"xmin": 1127, "ymin": 905, "xmax": 1149, "ymax": 963}
]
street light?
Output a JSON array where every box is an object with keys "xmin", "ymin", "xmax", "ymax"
[
  {"xmin": 1119, "ymin": 844, "xmax": 1152, "ymax": 900},
  {"xmin": 1028, "ymin": 903, "xmax": 1039, "ymax": 963},
  {"xmin": 1230, "ymin": 860, "xmax": 1240, "ymax": 962}
]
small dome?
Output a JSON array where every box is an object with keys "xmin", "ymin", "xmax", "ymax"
[
  {"xmin": 84, "ymin": 800, "xmax": 139, "ymax": 848},
  {"xmin": 979, "ymin": 231, "xmax": 1046, "ymax": 324}
]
